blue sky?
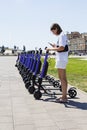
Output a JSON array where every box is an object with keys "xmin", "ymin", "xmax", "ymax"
[{"xmin": 0, "ymin": 0, "xmax": 87, "ymax": 50}]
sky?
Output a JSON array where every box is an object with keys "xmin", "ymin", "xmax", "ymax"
[{"xmin": 0, "ymin": 0, "xmax": 87, "ymax": 50}]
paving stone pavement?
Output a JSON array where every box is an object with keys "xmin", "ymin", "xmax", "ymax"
[{"xmin": 0, "ymin": 56, "xmax": 87, "ymax": 130}]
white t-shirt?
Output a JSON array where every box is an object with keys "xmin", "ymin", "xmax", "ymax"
[{"xmin": 55, "ymin": 31, "xmax": 68, "ymax": 62}]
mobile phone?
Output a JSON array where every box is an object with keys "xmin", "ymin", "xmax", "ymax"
[{"xmin": 48, "ymin": 42, "xmax": 53, "ymax": 46}]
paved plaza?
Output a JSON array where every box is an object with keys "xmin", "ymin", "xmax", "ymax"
[{"xmin": 0, "ymin": 56, "xmax": 87, "ymax": 130}]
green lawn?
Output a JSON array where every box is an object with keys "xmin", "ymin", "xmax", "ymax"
[{"xmin": 47, "ymin": 57, "xmax": 87, "ymax": 92}]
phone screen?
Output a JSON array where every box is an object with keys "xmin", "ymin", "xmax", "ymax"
[{"xmin": 48, "ymin": 42, "xmax": 53, "ymax": 46}]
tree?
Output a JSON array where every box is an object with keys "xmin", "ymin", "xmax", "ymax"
[
  {"xmin": 23, "ymin": 45, "xmax": 26, "ymax": 52},
  {"xmin": 14, "ymin": 45, "xmax": 16, "ymax": 51},
  {"xmin": 1, "ymin": 46, "xmax": 5, "ymax": 54}
]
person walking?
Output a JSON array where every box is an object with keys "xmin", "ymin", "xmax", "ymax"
[{"xmin": 47, "ymin": 23, "xmax": 68, "ymax": 103}]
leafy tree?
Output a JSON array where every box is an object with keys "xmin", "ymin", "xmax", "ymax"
[
  {"xmin": 23, "ymin": 45, "xmax": 26, "ymax": 52},
  {"xmin": 1, "ymin": 46, "xmax": 5, "ymax": 54},
  {"xmin": 14, "ymin": 45, "xmax": 16, "ymax": 51}
]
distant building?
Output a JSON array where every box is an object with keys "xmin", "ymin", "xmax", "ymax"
[
  {"xmin": 0, "ymin": 47, "xmax": 2, "ymax": 52},
  {"xmin": 4, "ymin": 49, "xmax": 12, "ymax": 55},
  {"xmin": 0, "ymin": 47, "xmax": 22, "ymax": 56},
  {"xmin": 67, "ymin": 32, "xmax": 87, "ymax": 54}
]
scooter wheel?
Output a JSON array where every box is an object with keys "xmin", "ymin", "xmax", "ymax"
[
  {"xmin": 25, "ymin": 81, "xmax": 31, "ymax": 89},
  {"xmin": 24, "ymin": 78, "xmax": 28, "ymax": 84},
  {"xmin": 68, "ymin": 88, "xmax": 77, "ymax": 98},
  {"xmin": 34, "ymin": 90, "xmax": 42, "ymax": 100},
  {"xmin": 28, "ymin": 85, "xmax": 35, "ymax": 94},
  {"xmin": 53, "ymin": 80, "xmax": 60, "ymax": 88},
  {"xmin": 15, "ymin": 64, "xmax": 17, "ymax": 67}
]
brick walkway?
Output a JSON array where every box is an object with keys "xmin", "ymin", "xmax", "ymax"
[{"xmin": 0, "ymin": 56, "xmax": 87, "ymax": 130}]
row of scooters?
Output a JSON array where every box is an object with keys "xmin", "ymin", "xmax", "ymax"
[{"xmin": 15, "ymin": 49, "xmax": 77, "ymax": 100}]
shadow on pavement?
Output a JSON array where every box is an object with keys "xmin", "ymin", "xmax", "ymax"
[
  {"xmin": 64, "ymin": 100, "xmax": 87, "ymax": 110},
  {"xmin": 41, "ymin": 97, "xmax": 87, "ymax": 110}
]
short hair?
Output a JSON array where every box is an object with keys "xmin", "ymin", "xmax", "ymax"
[{"xmin": 50, "ymin": 23, "xmax": 62, "ymax": 34}]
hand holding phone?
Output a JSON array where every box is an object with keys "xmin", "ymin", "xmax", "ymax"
[
  {"xmin": 48, "ymin": 42, "xmax": 54, "ymax": 47},
  {"xmin": 48, "ymin": 42, "xmax": 56, "ymax": 47}
]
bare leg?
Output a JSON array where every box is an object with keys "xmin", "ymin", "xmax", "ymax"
[{"xmin": 58, "ymin": 69, "xmax": 68, "ymax": 100}]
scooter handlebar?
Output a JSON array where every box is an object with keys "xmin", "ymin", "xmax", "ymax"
[
  {"xmin": 45, "ymin": 47, "xmax": 49, "ymax": 53},
  {"xmin": 39, "ymin": 48, "xmax": 42, "ymax": 54}
]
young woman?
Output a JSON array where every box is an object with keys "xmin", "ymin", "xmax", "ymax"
[{"xmin": 47, "ymin": 23, "xmax": 68, "ymax": 103}]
